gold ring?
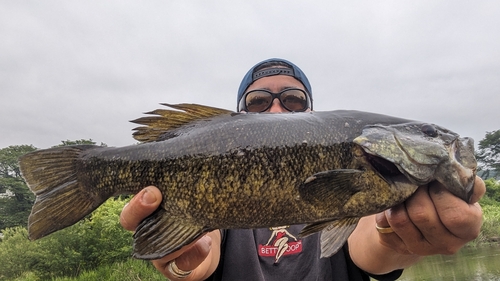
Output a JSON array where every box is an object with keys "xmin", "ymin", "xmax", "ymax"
[
  {"xmin": 167, "ymin": 259, "xmax": 192, "ymax": 279},
  {"xmin": 376, "ymin": 224, "xmax": 394, "ymax": 234}
]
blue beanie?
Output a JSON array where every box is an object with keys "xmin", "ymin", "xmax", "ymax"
[{"xmin": 237, "ymin": 58, "xmax": 313, "ymax": 111}]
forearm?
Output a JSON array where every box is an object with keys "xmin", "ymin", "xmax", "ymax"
[{"xmin": 348, "ymin": 215, "xmax": 421, "ymax": 274}]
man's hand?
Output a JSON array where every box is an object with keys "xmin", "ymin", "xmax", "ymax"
[
  {"xmin": 375, "ymin": 176, "xmax": 485, "ymax": 256},
  {"xmin": 120, "ymin": 186, "xmax": 220, "ymax": 280},
  {"xmin": 349, "ymin": 176, "xmax": 486, "ymax": 275}
]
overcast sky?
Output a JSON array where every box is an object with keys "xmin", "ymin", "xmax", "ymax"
[{"xmin": 1, "ymin": 1, "xmax": 499, "ymax": 150}]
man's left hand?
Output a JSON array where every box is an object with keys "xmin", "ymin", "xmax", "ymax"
[{"xmin": 375, "ymin": 176, "xmax": 485, "ymax": 256}]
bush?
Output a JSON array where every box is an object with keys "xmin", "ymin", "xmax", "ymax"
[
  {"xmin": 484, "ymin": 178, "xmax": 500, "ymax": 203},
  {"xmin": 0, "ymin": 197, "xmax": 132, "ymax": 280}
]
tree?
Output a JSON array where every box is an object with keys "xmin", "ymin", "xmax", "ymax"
[
  {"xmin": 53, "ymin": 139, "xmax": 107, "ymax": 147},
  {"xmin": 0, "ymin": 139, "xmax": 106, "ymax": 230},
  {"xmin": 0, "ymin": 145, "xmax": 37, "ymax": 230},
  {"xmin": 476, "ymin": 130, "xmax": 500, "ymax": 180}
]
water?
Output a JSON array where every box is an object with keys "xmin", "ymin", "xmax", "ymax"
[{"xmin": 398, "ymin": 246, "xmax": 500, "ymax": 280}]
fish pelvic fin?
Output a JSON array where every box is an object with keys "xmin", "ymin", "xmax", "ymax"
[
  {"xmin": 19, "ymin": 145, "xmax": 107, "ymax": 240},
  {"xmin": 131, "ymin": 103, "xmax": 233, "ymax": 143},
  {"xmin": 133, "ymin": 207, "xmax": 210, "ymax": 259},
  {"xmin": 299, "ymin": 217, "xmax": 360, "ymax": 258}
]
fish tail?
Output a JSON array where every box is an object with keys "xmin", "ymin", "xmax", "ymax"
[{"xmin": 19, "ymin": 145, "xmax": 107, "ymax": 240}]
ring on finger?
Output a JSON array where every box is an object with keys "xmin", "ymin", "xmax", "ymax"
[
  {"xmin": 375, "ymin": 224, "xmax": 395, "ymax": 234},
  {"xmin": 167, "ymin": 259, "xmax": 192, "ymax": 279}
]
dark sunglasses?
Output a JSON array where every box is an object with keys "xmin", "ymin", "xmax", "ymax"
[{"xmin": 238, "ymin": 88, "xmax": 311, "ymax": 112}]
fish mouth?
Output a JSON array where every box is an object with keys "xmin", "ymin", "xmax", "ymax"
[
  {"xmin": 363, "ymin": 153, "xmax": 403, "ymax": 180},
  {"xmin": 360, "ymin": 151, "xmax": 418, "ymax": 191}
]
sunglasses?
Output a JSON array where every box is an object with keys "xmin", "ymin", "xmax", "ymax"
[{"xmin": 238, "ymin": 88, "xmax": 311, "ymax": 112}]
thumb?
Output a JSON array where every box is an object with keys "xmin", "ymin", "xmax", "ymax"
[
  {"xmin": 172, "ymin": 235, "xmax": 213, "ymax": 271},
  {"xmin": 120, "ymin": 186, "xmax": 162, "ymax": 231}
]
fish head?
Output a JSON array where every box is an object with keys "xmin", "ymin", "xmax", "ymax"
[{"xmin": 353, "ymin": 122, "xmax": 476, "ymax": 202}]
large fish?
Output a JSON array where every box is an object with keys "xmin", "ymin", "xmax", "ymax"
[{"xmin": 18, "ymin": 104, "xmax": 476, "ymax": 259}]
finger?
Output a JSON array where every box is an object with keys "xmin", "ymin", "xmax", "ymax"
[
  {"xmin": 469, "ymin": 176, "xmax": 486, "ymax": 204},
  {"xmin": 428, "ymin": 181, "xmax": 483, "ymax": 241},
  {"xmin": 375, "ymin": 211, "xmax": 389, "ymax": 228},
  {"xmin": 403, "ymin": 185, "xmax": 464, "ymax": 254},
  {"xmin": 380, "ymin": 203, "xmax": 421, "ymax": 255},
  {"xmin": 120, "ymin": 186, "xmax": 162, "ymax": 231},
  {"xmin": 375, "ymin": 209, "xmax": 410, "ymax": 255},
  {"xmin": 383, "ymin": 185, "xmax": 453, "ymax": 255},
  {"xmin": 153, "ymin": 234, "xmax": 213, "ymax": 279}
]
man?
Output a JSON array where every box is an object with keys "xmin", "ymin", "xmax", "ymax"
[{"xmin": 120, "ymin": 58, "xmax": 485, "ymax": 280}]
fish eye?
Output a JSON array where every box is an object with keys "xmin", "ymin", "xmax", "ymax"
[{"xmin": 421, "ymin": 124, "xmax": 438, "ymax": 137}]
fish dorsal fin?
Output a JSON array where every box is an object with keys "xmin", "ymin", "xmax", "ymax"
[
  {"xmin": 133, "ymin": 207, "xmax": 212, "ymax": 259},
  {"xmin": 131, "ymin": 103, "xmax": 233, "ymax": 143}
]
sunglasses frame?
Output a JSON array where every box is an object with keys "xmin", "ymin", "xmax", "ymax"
[{"xmin": 238, "ymin": 88, "xmax": 312, "ymax": 112}]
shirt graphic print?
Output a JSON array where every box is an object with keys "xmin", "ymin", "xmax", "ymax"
[{"xmin": 258, "ymin": 226, "xmax": 303, "ymax": 263}]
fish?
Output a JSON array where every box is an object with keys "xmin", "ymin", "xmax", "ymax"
[{"xmin": 18, "ymin": 103, "xmax": 477, "ymax": 260}]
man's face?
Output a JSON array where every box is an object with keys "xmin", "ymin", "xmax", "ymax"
[{"xmin": 244, "ymin": 75, "xmax": 311, "ymax": 113}]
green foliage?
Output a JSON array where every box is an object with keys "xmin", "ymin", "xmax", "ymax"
[
  {"xmin": 0, "ymin": 140, "xmax": 105, "ymax": 231},
  {"xmin": 52, "ymin": 139, "xmax": 107, "ymax": 147},
  {"xmin": 0, "ymin": 197, "xmax": 132, "ymax": 280},
  {"xmin": 473, "ymin": 204, "xmax": 500, "ymax": 245},
  {"xmin": 478, "ymin": 178, "xmax": 500, "ymax": 205},
  {"xmin": 0, "ymin": 145, "xmax": 37, "ymax": 230},
  {"xmin": 8, "ymin": 259, "xmax": 165, "ymax": 281},
  {"xmin": 485, "ymin": 178, "xmax": 500, "ymax": 202},
  {"xmin": 476, "ymin": 130, "xmax": 500, "ymax": 180},
  {"xmin": 50, "ymin": 259, "xmax": 165, "ymax": 281}
]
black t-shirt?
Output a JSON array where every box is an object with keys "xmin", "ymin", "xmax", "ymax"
[{"xmin": 207, "ymin": 225, "xmax": 402, "ymax": 281}]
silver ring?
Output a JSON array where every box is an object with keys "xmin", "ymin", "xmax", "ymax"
[{"xmin": 167, "ymin": 259, "xmax": 192, "ymax": 279}]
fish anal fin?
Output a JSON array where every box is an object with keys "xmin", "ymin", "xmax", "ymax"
[
  {"xmin": 131, "ymin": 103, "xmax": 233, "ymax": 143},
  {"xmin": 133, "ymin": 208, "xmax": 210, "ymax": 260},
  {"xmin": 299, "ymin": 217, "xmax": 360, "ymax": 257},
  {"xmin": 319, "ymin": 217, "xmax": 360, "ymax": 258}
]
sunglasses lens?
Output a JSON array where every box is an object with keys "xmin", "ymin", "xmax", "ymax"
[
  {"xmin": 243, "ymin": 89, "xmax": 309, "ymax": 112},
  {"xmin": 245, "ymin": 91, "xmax": 273, "ymax": 112},
  {"xmin": 280, "ymin": 90, "xmax": 307, "ymax": 111}
]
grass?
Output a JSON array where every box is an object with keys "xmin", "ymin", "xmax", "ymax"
[
  {"xmin": 469, "ymin": 204, "xmax": 500, "ymax": 246},
  {"xmin": 11, "ymin": 259, "xmax": 165, "ymax": 281}
]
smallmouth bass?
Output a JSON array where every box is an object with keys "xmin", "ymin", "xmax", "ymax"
[{"xmin": 19, "ymin": 104, "xmax": 476, "ymax": 259}]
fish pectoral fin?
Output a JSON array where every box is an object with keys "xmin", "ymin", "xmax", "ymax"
[
  {"xmin": 299, "ymin": 217, "xmax": 360, "ymax": 258},
  {"xmin": 131, "ymin": 103, "xmax": 233, "ymax": 143},
  {"xmin": 298, "ymin": 169, "xmax": 364, "ymax": 205},
  {"xmin": 132, "ymin": 207, "xmax": 210, "ymax": 260}
]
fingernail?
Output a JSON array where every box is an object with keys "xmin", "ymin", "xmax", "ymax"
[{"xmin": 141, "ymin": 188, "xmax": 157, "ymax": 205}]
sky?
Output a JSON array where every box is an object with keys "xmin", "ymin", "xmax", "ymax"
[{"xmin": 1, "ymin": 1, "xmax": 499, "ymax": 150}]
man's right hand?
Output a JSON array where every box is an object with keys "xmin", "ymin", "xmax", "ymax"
[{"xmin": 120, "ymin": 186, "xmax": 221, "ymax": 280}]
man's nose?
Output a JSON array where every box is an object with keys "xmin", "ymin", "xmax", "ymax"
[{"xmin": 268, "ymin": 98, "xmax": 287, "ymax": 113}]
